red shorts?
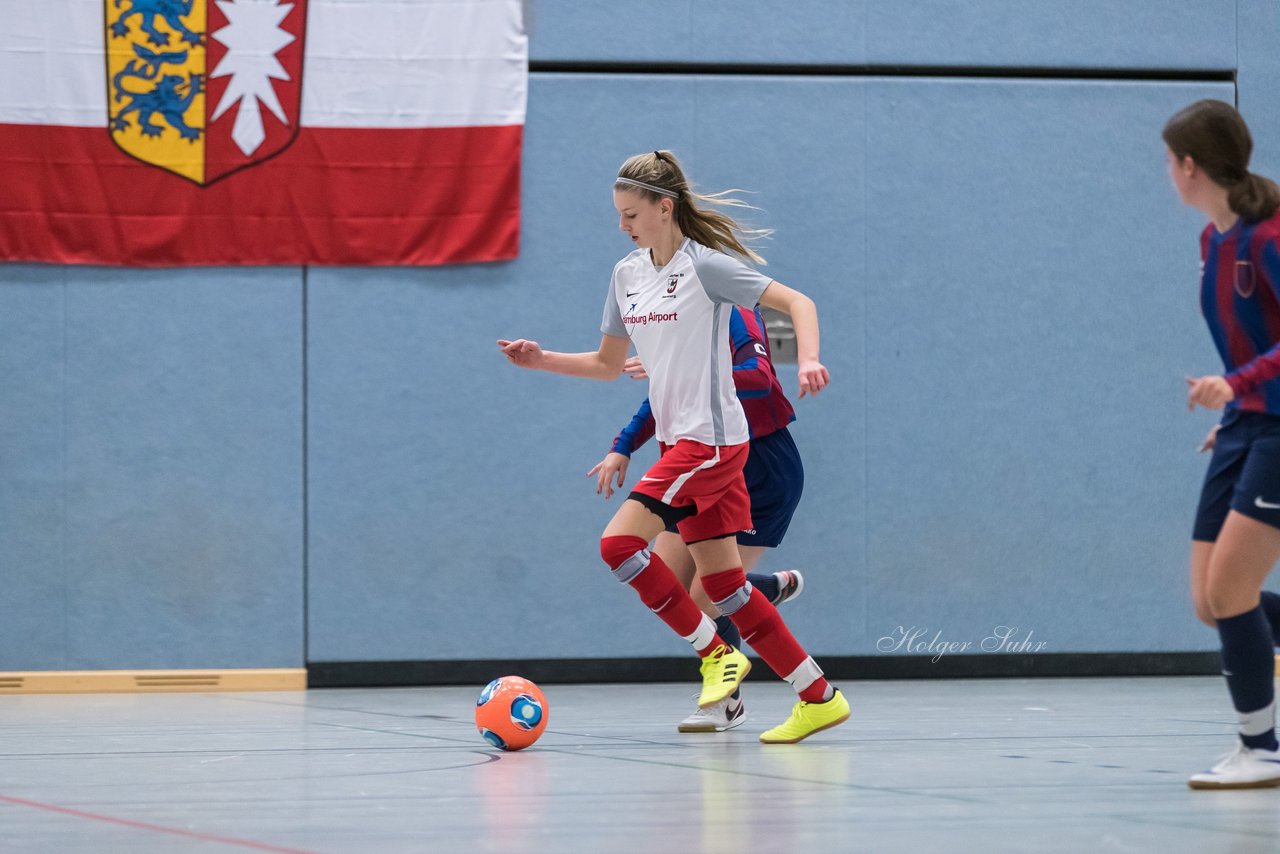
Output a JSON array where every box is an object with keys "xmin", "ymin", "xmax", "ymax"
[{"xmin": 630, "ymin": 440, "xmax": 751, "ymax": 543}]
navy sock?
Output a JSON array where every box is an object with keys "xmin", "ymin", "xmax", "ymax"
[
  {"xmin": 714, "ymin": 614, "xmax": 742, "ymax": 651},
  {"xmin": 1216, "ymin": 606, "xmax": 1279, "ymax": 751},
  {"xmin": 1259, "ymin": 591, "xmax": 1280, "ymax": 646},
  {"xmin": 747, "ymin": 572, "xmax": 779, "ymax": 603}
]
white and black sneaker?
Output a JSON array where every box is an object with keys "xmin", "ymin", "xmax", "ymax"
[
  {"xmin": 678, "ymin": 693, "xmax": 746, "ymax": 733},
  {"xmin": 1189, "ymin": 741, "xmax": 1280, "ymax": 789},
  {"xmin": 770, "ymin": 570, "xmax": 805, "ymax": 606}
]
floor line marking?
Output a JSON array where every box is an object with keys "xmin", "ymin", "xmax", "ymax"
[{"xmin": 0, "ymin": 794, "xmax": 317, "ymax": 854}]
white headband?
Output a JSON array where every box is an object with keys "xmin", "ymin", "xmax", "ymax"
[{"xmin": 614, "ymin": 176, "xmax": 680, "ymax": 198}]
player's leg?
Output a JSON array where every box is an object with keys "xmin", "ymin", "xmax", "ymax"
[
  {"xmin": 600, "ymin": 498, "xmax": 730, "ymax": 664},
  {"xmin": 1189, "ymin": 424, "xmax": 1280, "ymax": 788},
  {"xmin": 736, "ymin": 427, "xmax": 807, "ymax": 606},
  {"xmin": 692, "ymin": 535, "xmax": 848, "ymax": 744},
  {"xmin": 694, "ymin": 535, "xmax": 827, "ymax": 703},
  {"xmin": 1190, "ymin": 511, "xmax": 1280, "ymax": 789},
  {"xmin": 1190, "ymin": 426, "xmax": 1280, "ymax": 791},
  {"xmin": 689, "ymin": 543, "xmax": 798, "ymax": 682}
]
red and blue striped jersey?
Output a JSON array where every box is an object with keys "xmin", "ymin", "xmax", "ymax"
[
  {"xmin": 611, "ymin": 306, "xmax": 796, "ymax": 455},
  {"xmin": 1201, "ymin": 212, "xmax": 1280, "ymax": 414}
]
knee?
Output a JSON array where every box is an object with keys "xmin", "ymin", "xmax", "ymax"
[
  {"xmin": 700, "ymin": 569, "xmax": 750, "ymax": 616},
  {"xmin": 1205, "ymin": 576, "xmax": 1253, "ymax": 620},
  {"xmin": 1205, "ymin": 588, "xmax": 1234, "ymax": 620},
  {"xmin": 600, "ymin": 534, "xmax": 649, "ymax": 580}
]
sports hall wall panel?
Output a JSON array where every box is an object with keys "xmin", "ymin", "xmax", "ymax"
[
  {"xmin": 858, "ymin": 78, "xmax": 1232, "ymax": 654},
  {"xmin": 1, "ymin": 2, "xmax": 1267, "ymax": 674},
  {"xmin": 0, "ymin": 268, "xmax": 305, "ymax": 669}
]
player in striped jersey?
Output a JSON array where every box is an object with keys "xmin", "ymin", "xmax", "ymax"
[
  {"xmin": 500, "ymin": 150, "xmax": 848, "ymax": 743},
  {"xmin": 1166, "ymin": 99, "xmax": 1280, "ymax": 788},
  {"xmin": 590, "ymin": 304, "xmax": 807, "ymax": 732}
]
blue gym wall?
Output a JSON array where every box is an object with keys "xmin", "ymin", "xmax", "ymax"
[{"xmin": 2, "ymin": 1, "xmax": 1276, "ymax": 671}]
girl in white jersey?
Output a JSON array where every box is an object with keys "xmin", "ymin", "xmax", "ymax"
[{"xmin": 499, "ymin": 151, "xmax": 849, "ymax": 743}]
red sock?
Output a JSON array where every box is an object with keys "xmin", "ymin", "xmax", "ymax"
[
  {"xmin": 701, "ymin": 568, "xmax": 831, "ymax": 702},
  {"xmin": 601, "ymin": 535, "xmax": 723, "ymax": 656}
]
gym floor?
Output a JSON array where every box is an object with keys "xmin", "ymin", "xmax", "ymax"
[{"xmin": 1, "ymin": 676, "xmax": 1276, "ymax": 853}]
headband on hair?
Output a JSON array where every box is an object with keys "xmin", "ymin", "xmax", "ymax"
[{"xmin": 614, "ymin": 176, "xmax": 680, "ymax": 198}]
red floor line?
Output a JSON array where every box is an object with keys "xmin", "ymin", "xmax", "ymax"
[{"xmin": 0, "ymin": 794, "xmax": 317, "ymax": 854}]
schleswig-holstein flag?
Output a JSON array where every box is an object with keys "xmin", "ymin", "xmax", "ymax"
[{"xmin": 0, "ymin": 0, "xmax": 527, "ymax": 266}]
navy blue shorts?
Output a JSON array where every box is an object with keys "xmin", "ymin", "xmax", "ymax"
[
  {"xmin": 663, "ymin": 427, "xmax": 804, "ymax": 548},
  {"xmin": 1193, "ymin": 409, "xmax": 1280, "ymax": 541}
]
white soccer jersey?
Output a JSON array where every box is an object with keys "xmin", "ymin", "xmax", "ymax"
[{"xmin": 601, "ymin": 238, "xmax": 772, "ymax": 446}]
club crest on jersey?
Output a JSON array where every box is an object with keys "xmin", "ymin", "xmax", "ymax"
[
  {"xmin": 105, "ymin": 0, "xmax": 307, "ymax": 185},
  {"xmin": 1236, "ymin": 260, "xmax": 1256, "ymax": 298},
  {"xmin": 666, "ymin": 273, "xmax": 682, "ymax": 294}
]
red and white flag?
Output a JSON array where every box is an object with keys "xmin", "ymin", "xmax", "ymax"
[{"xmin": 0, "ymin": 0, "xmax": 527, "ymax": 266}]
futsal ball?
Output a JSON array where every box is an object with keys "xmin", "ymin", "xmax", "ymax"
[{"xmin": 475, "ymin": 675, "xmax": 548, "ymax": 751}]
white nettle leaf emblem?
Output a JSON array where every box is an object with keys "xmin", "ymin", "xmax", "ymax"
[{"xmin": 210, "ymin": 0, "xmax": 296, "ymax": 156}]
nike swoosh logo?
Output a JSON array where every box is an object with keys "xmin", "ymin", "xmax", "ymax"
[
  {"xmin": 1256, "ymin": 497, "xmax": 1280, "ymax": 510},
  {"xmin": 627, "ymin": 291, "xmax": 640, "ymax": 297},
  {"xmin": 649, "ymin": 596, "xmax": 671, "ymax": 613},
  {"xmin": 638, "ymin": 476, "xmax": 661, "ymax": 482}
]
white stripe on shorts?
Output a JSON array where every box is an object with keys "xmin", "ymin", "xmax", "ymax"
[{"xmin": 661, "ymin": 446, "xmax": 721, "ymax": 505}]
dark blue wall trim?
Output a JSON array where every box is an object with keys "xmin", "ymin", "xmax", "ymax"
[
  {"xmin": 531, "ymin": 61, "xmax": 1235, "ymax": 82},
  {"xmin": 309, "ymin": 653, "xmax": 1220, "ymax": 688}
]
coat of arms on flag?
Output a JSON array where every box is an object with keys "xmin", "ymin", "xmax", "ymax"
[{"xmin": 106, "ymin": 0, "xmax": 306, "ymax": 185}]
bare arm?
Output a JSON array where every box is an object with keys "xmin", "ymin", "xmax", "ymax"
[
  {"xmin": 497, "ymin": 334, "xmax": 630, "ymax": 381},
  {"xmin": 758, "ymin": 280, "xmax": 830, "ymax": 397}
]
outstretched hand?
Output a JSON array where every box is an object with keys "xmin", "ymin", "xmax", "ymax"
[
  {"xmin": 797, "ymin": 359, "xmax": 830, "ymax": 398},
  {"xmin": 587, "ymin": 452, "xmax": 630, "ymax": 498},
  {"xmin": 1186, "ymin": 375, "xmax": 1233, "ymax": 411},
  {"xmin": 498, "ymin": 338, "xmax": 545, "ymax": 370}
]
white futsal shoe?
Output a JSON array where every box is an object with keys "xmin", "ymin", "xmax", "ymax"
[
  {"xmin": 1188, "ymin": 741, "xmax": 1280, "ymax": 789},
  {"xmin": 678, "ymin": 693, "xmax": 746, "ymax": 733},
  {"xmin": 770, "ymin": 570, "xmax": 804, "ymax": 606}
]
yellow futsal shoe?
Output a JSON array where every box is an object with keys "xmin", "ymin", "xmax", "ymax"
[
  {"xmin": 698, "ymin": 644, "xmax": 751, "ymax": 708},
  {"xmin": 759, "ymin": 688, "xmax": 850, "ymax": 744}
]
